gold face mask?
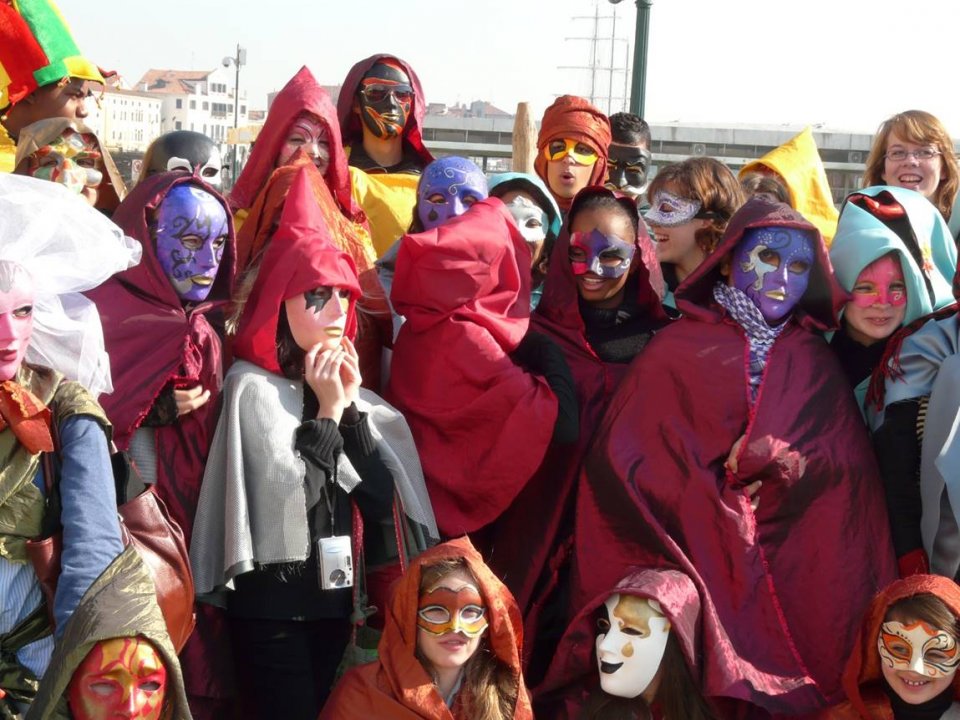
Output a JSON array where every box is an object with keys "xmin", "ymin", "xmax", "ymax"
[{"xmin": 417, "ymin": 585, "xmax": 489, "ymax": 638}]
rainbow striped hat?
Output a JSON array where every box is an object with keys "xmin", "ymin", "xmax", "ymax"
[{"xmin": 0, "ymin": 0, "xmax": 104, "ymax": 109}]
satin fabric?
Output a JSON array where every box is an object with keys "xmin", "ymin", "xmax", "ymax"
[
  {"xmin": 570, "ymin": 197, "xmax": 897, "ymax": 715},
  {"xmin": 320, "ymin": 536, "xmax": 532, "ymax": 720},
  {"xmin": 386, "ymin": 199, "xmax": 558, "ymax": 537},
  {"xmin": 815, "ymin": 575, "xmax": 960, "ymax": 719},
  {"xmin": 0, "ymin": 381, "xmax": 52, "ymax": 454}
]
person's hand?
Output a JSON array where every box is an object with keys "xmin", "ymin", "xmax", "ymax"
[
  {"xmin": 724, "ymin": 434, "xmax": 761, "ymax": 511},
  {"xmin": 339, "ymin": 337, "xmax": 362, "ymax": 405},
  {"xmin": 744, "ymin": 480, "xmax": 762, "ymax": 512},
  {"xmin": 305, "ymin": 344, "xmax": 347, "ymax": 424},
  {"xmin": 174, "ymin": 385, "xmax": 210, "ymax": 417}
]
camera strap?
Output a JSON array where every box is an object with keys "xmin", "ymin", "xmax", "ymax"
[{"xmin": 322, "ymin": 465, "xmax": 339, "ymax": 537}]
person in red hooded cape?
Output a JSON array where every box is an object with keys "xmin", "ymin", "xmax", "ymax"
[
  {"xmin": 85, "ymin": 170, "xmax": 237, "ymax": 719},
  {"xmin": 386, "ymin": 199, "xmax": 577, "ymax": 539},
  {"xmin": 485, "ymin": 187, "xmax": 667, "ymax": 679},
  {"xmin": 320, "ymin": 536, "xmax": 533, "ymax": 720},
  {"xmin": 816, "ymin": 575, "xmax": 960, "ymax": 719},
  {"xmin": 570, "ymin": 197, "xmax": 897, "ymax": 716}
]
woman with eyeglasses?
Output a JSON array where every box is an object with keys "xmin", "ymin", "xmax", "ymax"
[{"xmin": 863, "ymin": 110, "xmax": 960, "ymax": 224}]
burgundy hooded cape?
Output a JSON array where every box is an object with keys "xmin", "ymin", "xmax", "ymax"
[
  {"xmin": 86, "ymin": 171, "xmax": 237, "ymax": 713},
  {"xmin": 386, "ymin": 199, "xmax": 558, "ymax": 538},
  {"xmin": 489, "ymin": 187, "xmax": 667, "ymax": 622},
  {"xmin": 336, "ymin": 53, "xmax": 433, "ymax": 167},
  {"xmin": 570, "ymin": 198, "xmax": 897, "ymax": 715}
]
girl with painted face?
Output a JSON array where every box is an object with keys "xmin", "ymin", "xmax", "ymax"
[
  {"xmin": 645, "ymin": 157, "xmax": 745, "ymax": 313},
  {"xmin": 321, "ymin": 536, "xmax": 532, "ymax": 719},
  {"xmin": 818, "ymin": 575, "xmax": 960, "ymax": 719},
  {"xmin": 192, "ymin": 167, "xmax": 435, "ymax": 720}
]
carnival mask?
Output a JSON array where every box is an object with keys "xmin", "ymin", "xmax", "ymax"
[
  {"xmin": 277, "ymin": 112, "xmax": 330, "ymax": 175},
  {"xmin": 25, "ymin": 128, "xmax": 102, "ymax": 195},
  {"xmin": 147, "ymin": 130, "xmax": 222, "ymax": 187},
  {"xmin": 606, "ymin": 144, "xmax": 651, "ymax": 198},
  {"xmin": 504, "ymin": 195, "xmax": 548, "ymax": 247},
  {"xmin": 284, "ymin": 286, "xmax": 351, "ymax": 353},
  {"xmin": 879, "ymin": 620, "xmax": 960, "ymax": 679},
  {"xmin": 850, "ymin": 254, "xmax": 907, "ymax": 308},
  {"xmin": 417, "ymin": 584, "xmax": 489, "ymax": 638},
  {"xmin": 417, "ymin": 157, "xmax": 488, "ymax": 231},
  {"xmin": 569, "ymin": 228, "xmax": 636, "ymax": 279},
  {"xmin": 154, "ymin": 185, "xmax": 229, "ymax": 303},
  {"xmin": 67, "ymin": 637, "xmax": 167, "ymax": 720},
  {"xmin": 596, "ymin": 594, "xmax": 671, "ymax": 699},
  {"xmin": 357, "ymin": 61, "xmax": 413, "ymax": 139},
  {"xmin": 644, "ymin": 190, "xmax": 702, "ymax": 228},
  {"xmin": 0, "ymin": 262, "xmax": 35, "ymax": 383},
  {"xmin": 731, "ymin": 226, "xmax": 814, "ymax": 324}
]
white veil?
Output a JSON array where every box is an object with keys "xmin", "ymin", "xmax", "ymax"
[{"xmin": 0, "ymin": 174, "xmax": 141, "ymax": 396}]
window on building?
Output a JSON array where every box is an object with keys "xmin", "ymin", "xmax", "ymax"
[
  {"xmin": 175, "ymin": 121, "xmax": 182, "ymax": 130},
  {"xmin": 241, "ymin": 105, "xmax": 246, "ymax": 115},
  {"xmin": 228, "ymin": 104, "xmax": 233, "ymax": 114},
  {"xmin": 203, "ymin": 124, "xmax": 207, "ymax": 135},
  {"xmin": 190, "ymin": 100, "xmax": 196, "ymax": 109},
  {"xmin": 175, "ymin": 99, "xmax": 182, "ymax": 109},
  {"xmin": 203, "ymin": 101, "xmax": 209, "ymax": 110}
]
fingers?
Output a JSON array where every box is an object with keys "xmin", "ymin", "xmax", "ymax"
[
  {"xmin": 341, "ymin": 336, "xmax": 360, "ymax": 361},
  {"xmin": 174, "ymin": 385, "xmax": 211, "ymax": 416},
  {"xmin": 744, "ymin": 480, "xmax": 762, "ymax": 512}
]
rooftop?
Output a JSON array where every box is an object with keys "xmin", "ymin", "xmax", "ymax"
[{"xmin": 135, "ymin": 69, "xmax": 213, "ymax": 95}]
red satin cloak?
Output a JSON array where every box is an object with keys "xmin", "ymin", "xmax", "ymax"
[
  {"xmin": 386, "ymin": 199, "xmax": 558, "ymax": 537},
  {"xmin": 570, "ymin": 198, "xmax": 897, "ymax": 715}
]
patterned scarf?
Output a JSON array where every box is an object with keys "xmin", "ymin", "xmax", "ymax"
[{"xmin": 713, "ymin": 282, "xmax": 787, "ymax": 401}]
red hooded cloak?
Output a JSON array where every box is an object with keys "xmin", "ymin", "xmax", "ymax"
[
  {"xmin": 570, "ymin": 198, "xmax": 897, "ymax": 715},
  {"xmin": 320, "ymin": 536, "xmax": 533, "ymax": 720},
  {"xmin": 386, "ymin": 199, "xmax": 558, "ymax": 537}
]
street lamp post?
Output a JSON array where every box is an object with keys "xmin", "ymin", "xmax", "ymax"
[
  {"xmin": 609, "ymin": 0, "xmax": 653, "ymax": 118},
  {"xmin": 222, "ymin": 44, "xmax": 246, "ymax": 186}
]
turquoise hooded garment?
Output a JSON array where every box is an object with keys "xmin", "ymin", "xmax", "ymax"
[
  {"xmin": 830, "ymin": 185, "xmax": 958, "ymax": 417},
  {"xmin": 489, "ymin": 172, "xmax": 563, "ymax": 309}
]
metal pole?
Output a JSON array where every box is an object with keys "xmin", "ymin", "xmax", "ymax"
[
  {"xmin": 630, "ymin": 0, "xmax": 652, "ymax": 117},
  {"xmin": 608, "ymin": 5, "xmax": 617, "ymax": 113},
  {"xmin": 232, "ymin": 43, "xmax": 241, "ymax": 185}
]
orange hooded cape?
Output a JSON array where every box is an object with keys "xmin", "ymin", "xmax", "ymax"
[
  {"xmin": 817, "ymin": 575, "xmax": 960, "ymax": 719},
  {"xmin": 320, "ymin": 537, "xmax": 533, "ymax": 720}
]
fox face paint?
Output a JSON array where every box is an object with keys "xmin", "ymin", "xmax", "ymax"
[
  {"xmin": 154, "ymin": 185, "xmax": 229, "ymax": 303},
  {"xmin": 644, "ymin": 190, "xmax": 703, "ymax": 228},
  {"xmin": 67, "ymin": 637, "xmax": 167, "ymax": 720},
  {"xmin": 417, "ymin": 157, "xmax": 488, "ymax": 230},
  {"xmin": 731, "ymin": 226, "xmax": 814, "ymax": 324},
  {"xmin": 879, "ymin": 620, "xmax": 960, "ymax": 678},
  {"xmin": 25, "ymin": 128, "xmax": 102, "ymax": 194},
  {"xmin": 0, "ymin": 262, "xmax": 35, "ymax": 382},
  {"xmin": 277, "ymin": 112, "xmax": 331, "ymax": 175},
  {"xmin": 569, "ymin": 228, "xmax": 635, "ymax": 279},
  {"xmin": 596, "ymin": 594, "xmax": 670, "ymax": 699},
  {"xmin": 850, "ymin": 254, "xmax": 907, "ymax": 308},
  {"xmin": 283, "ymin": 287, "xmax": 351, "ymax": 353},
  {"xmin": 357, "ymin": 62, "xmax": 413, "ymax": 139},
  {"xmin": 417, "ymin": 584, "xmax": 489, "ymax": 638}
]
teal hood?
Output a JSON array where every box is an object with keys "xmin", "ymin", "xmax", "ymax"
[
  {"xmin": 831, "ymin": 185, "xmax": 958, "ymax": 326},
  {"xmin": 489, "ymin": 172, "xmax": 563, "ymax": 243}
]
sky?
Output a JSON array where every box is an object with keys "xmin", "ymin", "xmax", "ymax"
[{"xmin": 57, "ymin": 0, "xmax": 960, "ymax": 134}]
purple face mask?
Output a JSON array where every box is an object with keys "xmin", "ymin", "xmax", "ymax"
[
  {"xmin": 155, "ymin": 185, "xmax": 229, "ymax": 303},
  {"xmin": 568, "ymin": 228, "xmax": 636, "ymax": 278},
  {"xmin": 417, "ymin": 157, "xmax": 488, "ymax": 230},
  {"xmin": 731, "ymin": 226, "xmax": 815, "ymax": 323}
]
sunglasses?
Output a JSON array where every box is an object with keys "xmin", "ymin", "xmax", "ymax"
[
  {"xmin": 360, "ymin": 84, "xmax": 414, "ymax": 104},
  {"xmin": 544, "ymin": 138, "xmax": 599, "ymax": 165}
]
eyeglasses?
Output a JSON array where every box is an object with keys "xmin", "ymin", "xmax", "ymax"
[
  {"xmin": 884, "ymin": 148, "xmax": 941, "ymax": 162},
  {"xmin": 544, "ymin": 138, "xmax": 599, "ymax": 165},
  {"xmin": 359, "ymin": 84, "xmax": 414, "ymax": 104}
]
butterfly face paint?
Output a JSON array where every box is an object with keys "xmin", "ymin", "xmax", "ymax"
[
  {"xmin": 0, "ymin": 262, "xmax": 35, "ymax": 382},
  {"xmin": 67, "ymin": 637, "xmax": 168, "ymax": 720},
  {"xmin": 606, "ymin": 143, "xmax": 651, "ymax": 199},
  {"xmin": 596, "ymin": 594, "xmax": 671, "ymax": 699},
  {"xmin": 154, "ymin": 185, "xmax": 229, "ymax": 303},
  {"xmin": 277, "ymin": 113, "xmax": 331, "ymax": 175},
  {"xmin": 357, "ymin": 62, "xmax": 414, "ymax": 139},
  {"xmin": 879, "ymin": 620, "xmax": 960, "ymax": 679},
  {"xmin": 25, "ymin": 128, "xmax": 102, "ymax": 195},
  {"xmin": 283, "ymin": 287, "xmax": 351, "ymax": 353},
  {"xmin": 417, "ymin": 157, "xmax": 488, "ymax": 231},
  {"xmin": 731, "ymin": 226, "xmax": 815, "ymax": 324},
  {"xmin": 850, "ymin": 254, "xmax": 907, "ymax": 308},
  {"xmin": 417, "ymin": 584, "xmax": 489, "ymax": 638},
  {"xmin": 569, "ymin": 228, "xmax": 636, "ymax": 279},
  {"xmin": 644, "ymin": 190, "xmax": 702, "ymax": 228},
  {"xmin": 504, "ymin": 195, "xmax": 547, "ymax": 247}
]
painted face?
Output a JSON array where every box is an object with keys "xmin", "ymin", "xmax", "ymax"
[
  {"xmin": 844, "ymin": 254, "xmax": 908, "ymax": 346},
  {"xmin": 277, "ymin": 113, "xmax": 330, "ymax": 176},
  {"xmin": 416, "ymin": 568, "xmax": 487, "ymax": 675},
  {"xmin": 154, "ymin": 185, "xmax": 229, "ymax": 303},
  {"xmin": 0, "ymin": 262, "xmax": 35, "ymax": 383},
  {"xmin": 67, "ymin": 637, "xmax": 167, "ymax": 720},
  {"xmin": 149, "ymin": 131, "xmax": 223, "ymax": 187},
  {"xmin": 570, "ymin": 206, "xmax": 637, "ymax": 307},
  {"xmin": 417, "ymin": 157, "xmax": 488, "ymax": 231},
  {"xmin": 606, "ymin": 143, "xmax": 651, "ymax": 199},
  {"xmin": 545, "ymin": 138, "xmax": 598, "ymax": 200},
  {"xmin": 25, "ymin": 128, "xmax": 102, "ymax": 200},
  {"xmin": 569, "ymin": 228, "xmax": 635, "ymax": 279},
  {"xmin": 881, "ymin": 132, "xmax": 943, "ymax": 201},
  {"xmin": 645, "ymin": 190, "xmax": 702, "ymax": 228},
  {"xmin": 357, "ymin": 62, "xmax": 414, "ymax": 139},
  {"xmin": 596, "ymin": 594, "xmax": 670, "ymax": 699},
  {"xmin": 283, "ymin": 287, "xmax": 351, "ymax": 353},
  {"xmin": 731, "ymin": 226, "xmax": 815, "ymax": 324},
  {"xmin": 879, "ymin": 619, "xmax": 960, "ymax": 704}
]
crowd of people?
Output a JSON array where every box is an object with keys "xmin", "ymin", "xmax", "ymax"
[{"xmin": 3, "ymin": 1, "xmax": 960, "ymax": 719}]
